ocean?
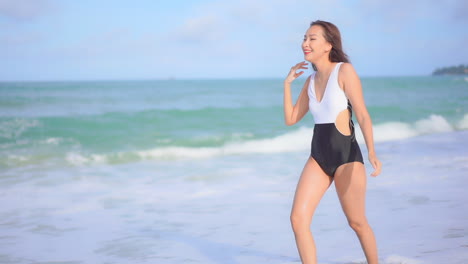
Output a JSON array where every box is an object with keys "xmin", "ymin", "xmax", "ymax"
[{"xmin": 0, "ymin": 75, "xmax": 467, "ymax": 264}]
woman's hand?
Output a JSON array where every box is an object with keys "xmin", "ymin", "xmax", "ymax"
[
  {"xmin": 368, "ymin": 152, "xmax": 382, "ymax": 177},
  {"xmin": 285, "ymin": 61, "xmax": 308, "ymax": 84}
]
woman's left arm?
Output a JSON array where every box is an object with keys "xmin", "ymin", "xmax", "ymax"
[{"xmin": 340, "ymin": 63, "xmax": 382, "ymax": 177}]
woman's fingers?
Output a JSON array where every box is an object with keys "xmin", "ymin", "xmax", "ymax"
[
  {"xmin": 291, "ymin": 63, "xmax": 308, "ymax": 75},
  {"xmin": 296, "ymin": 61, "xmax": 308, "ymax": 69},
  {"xmin": 285, "ymin": 62, "xmax": 308, "ymax": 83},
  {"xmin": 293, "ymin": 61, "xmax": 308, "ymax": 70},
  {"xmin": 370, "ymin": 158, "xmax": 381, "ymax": 177}
]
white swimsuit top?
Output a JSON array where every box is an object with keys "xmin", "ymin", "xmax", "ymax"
[{"xmin": 308, "ymin": 62, "xmax": 348, "ymax": 124}]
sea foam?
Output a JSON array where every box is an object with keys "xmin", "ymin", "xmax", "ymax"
[
  {"xmin": 0, "ymin": 118, "xmax": 39, "ymax": 139},
  {"xmin": 142, "ymin": 114, "xmax": 464, "ymax": 161},
  {"xmin": 136, "ymin": 127, "xmax": 314, "ymax": 160},
  {"xmin": 66, "ymin": 152, "xmax": 108, "ymax": 166},
  {"xmin": 59, "ymin": 114, "xmax": 467, "ymax": 164},
  {"xmin": 359, "ymin": 114, "xmax": 455, "ymax": 143},
  {"xmin": 457, "ymin": 113, "xmax": 468, "ymax": 130}
]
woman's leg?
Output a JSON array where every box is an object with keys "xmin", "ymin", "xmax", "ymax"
[
  {"xmin": 290, "ymin": 157, "xmax": 333, "ymax": 264},
  {"xmin": 334, "ymin": 162, "xmax": 378, "ymax": 264}
]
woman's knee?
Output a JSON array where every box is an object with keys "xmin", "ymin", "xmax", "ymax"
[
  {"xmin": 348, "ymin": 218, "xmax": 369, "ymax": 233},
  {"xmin": 290, "ymin": 210, "xmax": 311, "ymax": 233}
]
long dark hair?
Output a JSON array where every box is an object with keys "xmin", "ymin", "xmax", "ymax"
[{"xmin": 310, "ymin": 20, "xmax": 349, "ymax": 71}]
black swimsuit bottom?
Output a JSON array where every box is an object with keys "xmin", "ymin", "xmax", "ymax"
[{"xmin": 311, "ymin": 121, "xmax": 364, "ymax": 177}]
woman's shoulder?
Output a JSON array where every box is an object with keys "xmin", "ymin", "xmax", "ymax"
[
  {"xmin": 338, "ymin": 62, "xmax": 359, "ymax": 79},
  {"xmin": 338, "ymin": 62, "xmax": 355, "ymax": 72},
  {"xmin": 337, "ymin": 63, "xmax": 360, "ymax": 91}
]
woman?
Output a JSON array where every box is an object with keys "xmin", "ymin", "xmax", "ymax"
[{"xmin": 283, "ymin": 20, "xmax": 382, "ymax": 264}]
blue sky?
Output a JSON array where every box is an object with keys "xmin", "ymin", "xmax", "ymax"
[{"xmin": 0, "ymin": 0, "xmax": 467, "ymax": 81}]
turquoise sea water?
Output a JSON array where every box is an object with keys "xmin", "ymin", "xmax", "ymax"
[
  {"xmin": 1, "ymin": 76, "xmax": 467, "ymax": 168},
  {"xmin": 0, "ymin": 76, "xmax": 467, "ymax": 263}
]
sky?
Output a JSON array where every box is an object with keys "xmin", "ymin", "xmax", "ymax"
[{"xmin": 0, "ymin": 0, "xmax": 467, "ymax": 81}]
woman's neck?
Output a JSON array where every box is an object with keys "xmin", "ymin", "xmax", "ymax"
[{"xmin": 314, "ymin": 59, "xmax": 335, "ymax": 79}]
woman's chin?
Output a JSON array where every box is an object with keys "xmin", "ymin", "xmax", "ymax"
[{"xmin": 303, "ymin": 54, "xmax": 314, "ymax": 62}]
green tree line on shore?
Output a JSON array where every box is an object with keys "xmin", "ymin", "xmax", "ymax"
[{"xmin": 432, "ymin": 64, "xmax": 468, "ymax": 75}]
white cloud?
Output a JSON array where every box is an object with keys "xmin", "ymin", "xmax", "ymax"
[
  {"xmin": 1, "ymin": 0, "xmax": 466, "ymax": 80},
  {"xmin": 0, "ymin": 30, "xmax": 43, "ymax": 46},
  {"xmin": 172, "ymin": 14, "xmax": 224, "ymax": 43},
  {"xmin": 0, "ymin": 0, "xmax": 56, "ymax": 21},
  {"xmin": 54, "ymin": 27, "xmax": 165, "ymax": 64},
  {"xmin": 450, "ymin": 0, "xmax": 468, "ymax": 21}
]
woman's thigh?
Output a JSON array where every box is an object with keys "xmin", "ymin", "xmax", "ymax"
[
  {"xmin": 291, "ymin": 157, "xmax": 333, "ymax": 221},
  {"xmin": 334, "ymin": 162, "xmax": 367, "ymax": 221}
]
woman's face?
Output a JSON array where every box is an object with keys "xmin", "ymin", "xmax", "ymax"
[{"xmin": 302, "ymin": 25, "xmax": 332, "ymax": 63}]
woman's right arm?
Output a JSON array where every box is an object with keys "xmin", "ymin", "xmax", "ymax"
[{"xmin": 284, "ymin": 61, "xmax": 310, "ymax": 126}]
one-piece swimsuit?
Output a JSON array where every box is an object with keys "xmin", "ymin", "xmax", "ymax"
[{"xmin": 307, "ymin": 62, "xmax": 364, "ymax": 177}]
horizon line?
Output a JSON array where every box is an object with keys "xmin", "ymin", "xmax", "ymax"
[{"xmin": 0, "ymin": 74, "xmax": 449, "ymax": 83}]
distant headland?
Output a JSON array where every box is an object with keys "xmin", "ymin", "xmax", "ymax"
[{"xmin": 432, "ymin": 64, "xmax": 468, "ymax": 75}]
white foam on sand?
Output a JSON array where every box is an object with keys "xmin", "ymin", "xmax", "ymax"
[
  {"xmin": 1, "ymin": 130, "xmax": 467, "ymax": 263},
  {"xmin": 383, "ymin": 255, "xmax": 423, "ymax": 264}
]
